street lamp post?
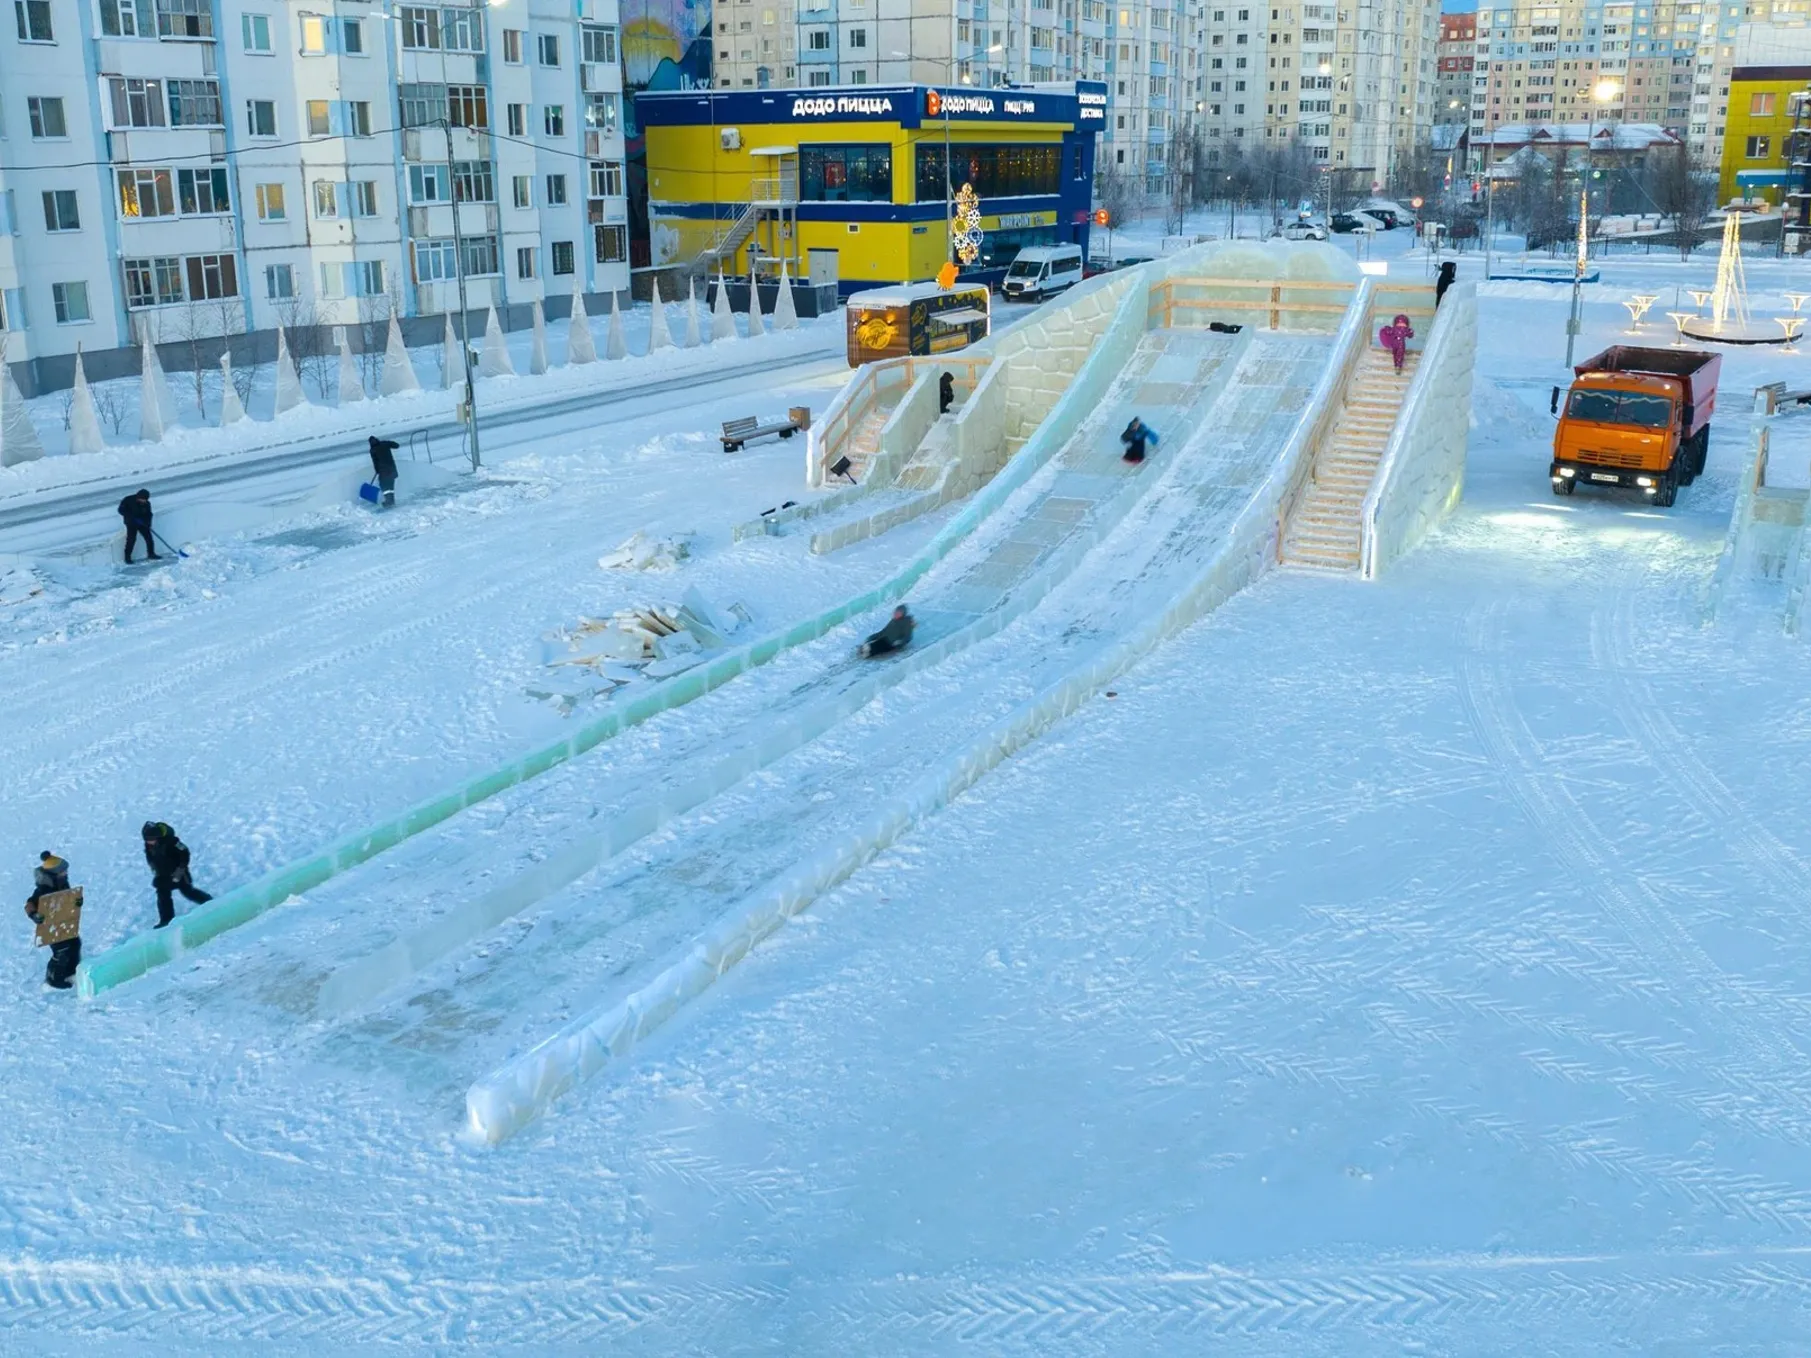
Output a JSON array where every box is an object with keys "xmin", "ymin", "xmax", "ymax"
[
  {"xmin": 438, "ymin": 117, "xmax": 480, "ymax": 470},
  {"xmin": 1566, "ymin": 80, "xmax": 1621, "ymax": 366}
]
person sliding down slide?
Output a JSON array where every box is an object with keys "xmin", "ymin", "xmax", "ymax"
[
  {"xmin": 1121, "ymin": 417, "xmax": 1159, "ymax": 464},
  {"xmin": 860, "ymin": 605, "xmax": 914, "ymax": 658}
]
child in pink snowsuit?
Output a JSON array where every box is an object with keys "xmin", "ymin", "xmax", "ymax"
[{"xmin": 1378, "ymin": 313, "xmax": 1414, "ymax": 371}]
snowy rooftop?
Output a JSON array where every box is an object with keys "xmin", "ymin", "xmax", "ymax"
[{"xmin": 1474, "ymin": 121, "xmax": 1684, "ymax": 151}]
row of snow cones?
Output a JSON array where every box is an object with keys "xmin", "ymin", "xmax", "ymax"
[{"xmin": 0, "ymin": 267, "xmax": 806, "ymax": 466}]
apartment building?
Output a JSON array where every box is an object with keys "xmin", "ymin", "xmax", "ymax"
[
  {"xmin": 1437, "ymin": 11, "xmax": 1475, "ymax": 123},
  {"xmin": 1, "ymin": 0, "xmax": 629, "ymax": 393},
  {"xmin": 1690, "ymin": 9, "xmax": 1811, "ymax": 163}
]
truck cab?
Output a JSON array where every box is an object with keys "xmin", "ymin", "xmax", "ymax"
[{"xmin": 1550, "ymin": 346, "xmax": 1720, "ymax": 507}]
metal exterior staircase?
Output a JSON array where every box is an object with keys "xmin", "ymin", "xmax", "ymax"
[
  {"xmin": 1282, "ymin": 348, "xmax": 1419, "ymax": 573},
  {"xmin": 698, "ymin": 205, "xmax": 758, "ymax": 270}
]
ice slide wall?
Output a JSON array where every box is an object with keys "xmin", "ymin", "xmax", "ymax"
[
  {"xmin": 1360, "ymin": 282, "xmax": 1478, "ymax": 579},
  {"xmin": 464, "ymin": 278, "xmax": 1379, "ymax": 1144},
  {"xmin": 74, "ymin": 259, "xmax": 1151, "ymax": 998}
]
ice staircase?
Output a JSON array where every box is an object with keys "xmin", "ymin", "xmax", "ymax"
[
  {"xmin": 1282, "ymin": 348, "xmax": 1419, "ymax": 573},
  {"xmin": 842, "ymin": 403, "xmax": 893, "ymax": 481}
]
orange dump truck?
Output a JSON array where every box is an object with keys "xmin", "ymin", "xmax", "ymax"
[{"xmin": 1549, "ymin": 346, "xmax": 1720, "ymax": 507}]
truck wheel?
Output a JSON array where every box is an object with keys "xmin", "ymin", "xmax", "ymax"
[
  {"xmin": 1653, "ymin": 477, "xmax": 1678, "ymax": 508},
  {"xmin": 1553, "ymin": 478, "xmax": 1575, "ymax": 496},
  {"xmin": 1694, "ymin": 427, "xmax": 1710, "ymax": 477}
]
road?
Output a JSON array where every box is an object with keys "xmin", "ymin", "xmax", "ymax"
[{"xmin": 2, "ymin": 342, "xmax": 847, "ymax": 558}]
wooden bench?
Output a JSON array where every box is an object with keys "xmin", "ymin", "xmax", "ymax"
[{"xmin": 722, "ymin": 407, "xmax": 810, "ymax": 452}]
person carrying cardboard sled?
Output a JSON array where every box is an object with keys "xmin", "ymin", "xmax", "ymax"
[{"xmin": 25, "ymin": 852, "xmax": 82, "ymax": 991}]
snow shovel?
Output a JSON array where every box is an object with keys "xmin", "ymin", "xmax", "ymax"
[
  {"xmin": 358, "ymin": 481, "xmax": 382, "ymax": 505},
  {"xmin": 150, "ymin": 529, "xmax": 189, "ymax": 560}
]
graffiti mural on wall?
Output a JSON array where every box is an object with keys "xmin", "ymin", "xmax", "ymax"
[{"xmin": 623, "ymin": 0, "xmax": 712, "ymax": 99}]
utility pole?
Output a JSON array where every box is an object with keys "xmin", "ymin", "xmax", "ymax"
[{"xmin": 440, "ymin": 117, "xmax": 481, "ymax": 470}]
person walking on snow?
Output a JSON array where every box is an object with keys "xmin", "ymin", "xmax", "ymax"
[
  {"xmin": 118, "ymin": 489, "xmax": 159, "ymax": 564},
  {"xmin": 1378, "ymin": 313, "xmax": 1414, "ymax": 372},
  {"xmin": 368, "ymin": 436, "xmax": 401, "ymax": 509},
  {"xmin": 860, "ymin": 605, "xmax": 914, "ymax": 658},
  {"xmin": 939, "ymin": 371, "xmax": 956, "ymax": 415},
  {"xmin": 1121, "ymin": 416, "xmax": 1157, "ymax": 464},
  {"xmin": 142, "ymin": 821, "xmax": 212, "ymax": 929},
  {"xmin": 24, "ymin": 852, "xmax": 82, "ymax": 990}
]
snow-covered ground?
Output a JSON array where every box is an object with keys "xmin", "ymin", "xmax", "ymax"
[{"xmin": 9, "ymin": 243, "xmax": 1811, "ymax": 1351}]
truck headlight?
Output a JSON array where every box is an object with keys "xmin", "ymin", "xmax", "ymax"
[
  {"xmin": 1636, "ymin": 476, "xmax": 1653, "ymax": 488},
  {"xmin": 1559, "ymin": 467, "xmax": 1576, "ymax": 478}
]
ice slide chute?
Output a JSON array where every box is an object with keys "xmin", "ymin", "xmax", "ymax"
[{"xmin": 464, "ymin": 280, "xmax": 1379, "ymax": 1143}]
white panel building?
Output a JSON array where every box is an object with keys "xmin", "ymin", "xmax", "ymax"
[{"xmin": 0, "ymin": 0, "xmax": 628, "ymax": 394}]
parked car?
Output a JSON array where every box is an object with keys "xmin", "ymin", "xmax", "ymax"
[
  {"xmin": 1283, "ymin": 220, "xmax": 1329, "ymax": 241},
  {"xmin": 1329, "ymin": 212, "xmax": 1378, "ymax": 234},
  {"xmin": 1354, "ymin": 209, "xmax": 1397, "ymax": 230}
]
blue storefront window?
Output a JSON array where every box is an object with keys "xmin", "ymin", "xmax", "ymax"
[{"xmin": 800, "ymin": 144, "xmax": 893, "ymax": 201}]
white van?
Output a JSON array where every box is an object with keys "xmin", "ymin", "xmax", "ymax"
[{"xmin": 1001, "ymin": 245, "xmax": 1084, "ymax": 301}]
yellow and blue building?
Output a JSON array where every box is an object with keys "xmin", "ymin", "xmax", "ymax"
[
  {"xmin": 1719, "ymin": 64, "xmax": 1811, "ymax": 208},
  {"xmin": 636, "ymin": 82, "xmax": 1106, "ymax": 293}
]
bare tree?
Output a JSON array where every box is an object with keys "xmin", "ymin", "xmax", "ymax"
[
  {"xmin": 356, "ymin": 283, "xmax": 402, "ymax": 391},
  {"xmin": 1646, "ymin": 145, "xmax": 1714, "ymax": 260},
  {"xmin": 1094, "ymin": 161, "xmax": 1137, "ymax": 232},
  {"xmin": 274, "ymin": 294, "xmax": 333, "ymax": 400},
  {"xmin": 1165, "ymin": 121, "xmax": 1201, "ymax": 235},
  {"xmin": 90, "ymin": 378, "xmax": 130, "ymax": 435}
]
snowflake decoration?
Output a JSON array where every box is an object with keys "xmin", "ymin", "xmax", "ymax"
[{"xmin": 952, "ymin": 183, "xmax": 984, "ymax": 267}]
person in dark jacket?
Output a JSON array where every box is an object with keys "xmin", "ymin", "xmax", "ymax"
[
  {"xmin": 860, "ymin": 605, "xmax": 914, "ymax": 658},
  {"xmin": 25, "ymin": 852, "xmax": 82, "ymax": 990},
  {"xmin": 1435, "ymin": 261, "xmax": 1457, "ymax": 308},
  {"xmin": 118, "ymin": 490, "xmax": 158, "ymax": 563},
  {"xmin": 142, "ymin": 821, "xmax": 212, "ymax": 929},
  {"xmin": 1121, "ymin": 417, "xmax": 1155, "ymax": 464},
  {"xmin": 939, "ymin": 371, "xmax": 955, "ymax": 415},
  {"xmin": 368, "ymin": 436, "xmax": 401, "ymax": 508}
]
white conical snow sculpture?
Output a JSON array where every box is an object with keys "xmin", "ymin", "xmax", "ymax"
[
  {"xmin": 441, "ymin": 312, "xmax": 460, "ymax": 389},
  {"xmin": 605, "ymin": 293, "xmax": 628, "ymax": 360},
  {"xmin": 137, "ymin": 347, "xmax": 167, "ymax": 443},
  {"xmin": 218, "ymin": 352, "xmax": 246, "ymax": 425},
  {"xmin": 273, "ymin": 329, "xmax": 308, "ymax": 413},
  {"xmin": 772, "ymin": 263, "xmax": 800, "ymax": 331},
  {"xmin": 646, "ymin": 279, "xmax": 674, "ymax": 354},
  {"xmin": 336, "ymin": 330, "xmax": 366, "ymax": 404},
  {"xmin": 0, "ymin": 344, "xmax": 44, "ymax": 465},
  {"xmin": 529, "ymin": 298, "xmax": 549, "ymax": 375},
  {"xmin": 380, "ymin": 314, "xmax": 420, "ymax": 396},
  {"xmin": 710, "ymin": 277, "xmax": 738, "ymax": 341},
  {"xmin": 684, "ymin": 278, "xmax": 703, "ymax": 347},
  {"xmin": 746, "ymin": 279, "xmax": 768, "ymax": 338},
  {"xmin": 142, "ymin": 335, "xmax": 178, "ymax": 428},
  {"xmin": 567, "ymin": 280, "xmax": 597, "ymax": 365},
  {"xmin": 68, "ymin": 348, "xmax": 105, "ymax": 455},
  {"xmin": 478, "ymin": 306, "xmax": 514, "ymax": 377}
]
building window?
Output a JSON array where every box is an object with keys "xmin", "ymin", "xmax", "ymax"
[
  {"xmin": 809, "ymin": 70, "xmax": 832, "ymax": 86},
  {"xmin": 52, "ymin": 282, "xmax": 90, "ymax": 324},
  {"xmin": 502, "ymin": 27, "xmax": 523, "ymax": 62},
  {"xmin": 177, "ymin": 167, "xmax": 230, "ymax": 214},
  {"xmin": 399, "ymin": 84, "xmax": 448, "ymax": 128},
  {"xmin": 242, "ymin": 12, "xmax": 271, "ymax": 50},
  {"xmin": 99, "ymin": 0, "xmax": 148, "ymax": 36},
  {"xmin": 511, "ymin": 174, "xmax": 531, "ymax": 208},
  {"xmin": 589, "ymin": 161, "xmax": 624, "ymax": 197},
  {"xmin": 452, "ymin": 160, "xmax": 494, "ymax": 203},
  {"xmin": 27, "ymin": 97, "xmax": 66, "ymax": 139},
  {"xmin": 544, "ymin": 104, "xmax": 565, "ymax": 136},
  {"xmin": 461, "ymin": 236, "xmax": 500, "ymax": 276},
  {"xmin": 117, "ymin": 168, "xmax": 176, "ymax": 217},
  {"xmin": 1746, "ymin": 134, "xmax": 1770, "ymax": 158},
  {"xmin": 352, "ymin": 260, "xmax": 384, "ymax": 296},
  {"xmin": 552, "ymin": 240, "xmax": 575, "ymax": 275},
  {"xmin": 13, "ymin": 0, "xmax": 51, "ymax": 40},
  {"xmin": 850, "ymin": 69, "xmax": 868, "ymax": 84},
  {"xmin": 582, "ymin": 24, "xmax": 616, "ymax": 63},
  {"xmin": 319, "ymin": 263, "xmax": 345, "ymax": 298},
  {"xmin": 585, "ymin": 94, "xmax": 619, "ymax": 134},
  {"xmin": 167, "ymin": 79, "xmax": 222, "ymax": 127},
  {"xmin": 265, "ymin": 263, "xmax": 295, "ymax": 300},
  {"xmin": 849, "ymin": 26, "xmax": 867, "ymax": 47},
  {"xmin": 401, "ymin": 6, "xmax": 439, "ymax": 49},
  {"xmin": 156, "ymin": 0, "xmax": 212, "ymax": 39},
  {"xmin": 594, "ymin": 223, "xmax": 628, "ymax": 262},
  {"xmin": 448, "ymin": 85, "xmax": 488, "ymax": 128},
  {"xmin": 352, "ymin": 180, "xmax": 378, "ymax": 216},
  {"xmin": 123, "ymin": 257, "xmax": 184, "ymax": 308},
  {"xmin": 246, "ymin": 100, "xmax": 277, "ymax": 137},
  {"xmin": 342, "ymin": 17, "xmax": 362, "ymax": 52},
  {"xmin": 313, "ymin": 180, "xmax": 340, "ymax": 218},
  {"xmin": 442, "ymin": 8, "xmax": 482, "ymax": 51},
  {"xmin": 299, "ymin": 13, "xmax": 326, "ymax": 53},
  {"xmin": 408, "ymin": 164, "xmax": 448, "ymax": 203},
  {"xmin": 185, "ymin": 253, "xmax": 238, "ymax": 300},
  {"xmin": 1750, "ymin": 92, "xmax": 1775, "ymax": 116},
  {"xmin": 507, "ymin": 103, "xmax": 527, "ymax": 136},
  {"xmin": 349, "ymin": 101, "xmax": 371, "ymax": 137},
  {"xmin": 255, "ymin": 183, "xmax": 286, "ymax": 220},
  {"xmin": 41, "ymin": 190, "xmax": 79, "ymax": 231},
  {"xmin": 108, "ymin": 78, "xmax": 167, "ymax": 129},
  {"xmin": 306, "ymin": 100, "xmax": 331, "ymax": 136},
  {"xmin": 412, "ymin": 239, "xmax": 458, "ymax": 282},
  {"xmin": 545, "ymin": 173, "xmax": 567, "ymax": 205},
  {"xmin": 516, "ymin": 245, "xmax": 536, "ymax": 279},
  {"xmin": 808, "ymin": 28, "xmax": 829, "ymax": 49},
  {"xmin": 538, "ymin": 32, "xmax": 560, "ymax": 64}
]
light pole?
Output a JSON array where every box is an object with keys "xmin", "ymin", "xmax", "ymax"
[
  {"xmin": 1565, "ymin": 80, "xmax": 1621, "ymax": 365},
  {"xmin": 438, "ymin": 117, "xmax": 480, "ymax": 469}
]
